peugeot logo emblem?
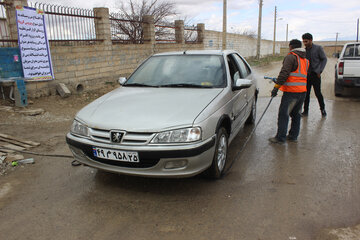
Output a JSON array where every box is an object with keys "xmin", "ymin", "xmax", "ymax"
[{"xmin": 110, "ymin": 131, "xmax": 124, "ymax": 143}]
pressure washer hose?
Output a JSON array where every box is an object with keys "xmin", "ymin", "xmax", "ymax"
[{"xmin": 223, "ymin": 96, "xmax": 275, "ymax": 175}]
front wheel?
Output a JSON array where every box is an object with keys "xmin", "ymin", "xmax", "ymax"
[{"xmin": 207, "ymin": 127, "xmax": 228, "ymax": 179}]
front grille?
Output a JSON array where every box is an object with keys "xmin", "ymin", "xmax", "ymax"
[
  {"xmin": 92, "ymin": 157, "xmax": 160, "ymax": 168},
  {"xmin": 89, "ymin": 128, "xmax": 155, "ymax": 145}
]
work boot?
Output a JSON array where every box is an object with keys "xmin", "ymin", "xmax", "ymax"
[
  {"xmin": 301, "ymin": 111, "xmax": 308, "ymax": 117},
  {"xmin": 268, "ymin": 137, "xmax": 285, "ymax": 144},
  {"xmin": 286, "ymin": 136, "xmax": 298, "ymax": 143},
  {"xmin": 321, "ymin": 109, "xmax": 327, "ymax": 117}
]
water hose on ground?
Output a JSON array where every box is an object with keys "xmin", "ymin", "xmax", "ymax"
[{"xmin": 223, "ymin": 96, "xmax": 275, "ymax": 175}]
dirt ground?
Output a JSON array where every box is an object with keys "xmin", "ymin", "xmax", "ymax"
[{"xmin": 0, "ymin": 83, "xmax": 117, "ymax": 175}]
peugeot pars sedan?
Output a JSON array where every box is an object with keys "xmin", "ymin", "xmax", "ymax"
[{"xmin": 66, "ymin": 50, "xmax": 258, "ymax": 179}]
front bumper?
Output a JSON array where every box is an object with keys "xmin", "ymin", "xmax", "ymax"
[{"xmin": 66, "ymin": 133, "xmax": 216, "ymax": 178}]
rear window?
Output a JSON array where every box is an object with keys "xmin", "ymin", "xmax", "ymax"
[
  {"xmin": 126, "ymin": 55, "xmax": 226, "ymax": 88},
  {"xmin": 343, "ymin": 44, "xmax": 360, "ymax": 57}
]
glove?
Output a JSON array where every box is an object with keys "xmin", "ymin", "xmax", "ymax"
[{"xmin": 271, "ymin": 87, "xmax": 279, "ymax": 97}]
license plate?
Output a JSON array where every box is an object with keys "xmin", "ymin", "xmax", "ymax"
[{"xmin": 93, "ymin": 147, "xmax": 139, "ymax": 162}]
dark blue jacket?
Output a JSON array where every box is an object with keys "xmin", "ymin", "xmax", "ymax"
[{"xmin": 306, "ymin": 44, "xmax": 327, "ymax": 75}]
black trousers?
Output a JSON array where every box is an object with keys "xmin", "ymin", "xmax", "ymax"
[{"xmin": 303, "ymin": 72, "xmax": 325, "ymax": 112}]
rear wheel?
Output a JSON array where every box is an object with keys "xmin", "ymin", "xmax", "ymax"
[
  {"xmin": 334, "ymin": 80, "xmax": 343, "ymax": 97},
  {"xmin": 207, "ymin": 127, "xmax": 228, "ymax": 179}
]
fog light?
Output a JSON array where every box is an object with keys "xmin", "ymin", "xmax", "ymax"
[{"xmin": 164, "ymin": 160, "xmax": 188, "ymax": 169}]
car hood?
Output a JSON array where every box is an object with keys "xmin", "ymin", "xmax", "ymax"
[{"xmin": 76, "ymin": 87, "xmax": 223, "ymax": 132}]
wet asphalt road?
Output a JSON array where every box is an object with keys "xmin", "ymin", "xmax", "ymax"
[{"xmin": 1, "ymin": 59, "xmax": 360, "ymax": 240}]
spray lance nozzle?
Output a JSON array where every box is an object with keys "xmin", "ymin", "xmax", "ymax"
[{"xmin": 264, "ymin": 76, "xmax": 277, "ymax": 84}]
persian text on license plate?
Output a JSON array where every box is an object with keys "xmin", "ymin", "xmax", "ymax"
[{"xmin": 93, "ymin": 147, "xmax": 139, "ymax": 162}]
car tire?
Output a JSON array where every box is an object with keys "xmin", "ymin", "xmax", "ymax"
[
  {"xmin": 334, "ymin": 80, "xmax": 343, "ymax": 97},
  {"xmin": 207, "ymin": 127, "xmax": 228, "ymax": 179},
  {"xmin": 246, "ymin": 98, "xmax": 256, "ymax": 124}
]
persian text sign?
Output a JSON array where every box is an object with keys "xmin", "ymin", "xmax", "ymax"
[{"xmin": 16, "ymin": 6, "xmax": 54, "ymax": 81}]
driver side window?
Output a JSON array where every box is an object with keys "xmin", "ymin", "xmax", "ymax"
[{"xmin": 227, "ymin": 55, "xmax": 241, "ymax": 85}]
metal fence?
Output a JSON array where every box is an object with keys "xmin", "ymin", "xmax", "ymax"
[
  {"xmin": 110, "ymin": 12, "xmax": 144, "ymax": 44},
  {"xmin": 155, "ymin": 23, "xmax": 176, "ymax": 43},
  {"xmin": 0, "ymin": 1, "xmax": 199, "ymax": 47},
  {"xmin": 185, "ymin": 25, "xmax": 198, "ymax": 43},
  {"xmin": 28, "ymin": 1, "xmax": 100, "ymax": 46},
  {"xmin": 155, "ymin": 24, "xmax": 198, "ymax": 43}
]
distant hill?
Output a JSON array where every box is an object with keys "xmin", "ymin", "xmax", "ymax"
[{"xmin": 320, "ymin": 35, "xmax": 358, "ymax": 41}]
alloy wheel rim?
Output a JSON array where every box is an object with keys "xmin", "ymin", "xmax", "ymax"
[{"xmin": 217, "ymin": 134, "xmax": 227, "ymax": 172}]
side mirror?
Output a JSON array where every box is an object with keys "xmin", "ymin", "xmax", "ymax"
[
  {"xmin": 333, "ymin": 53, "xmax": 340, "ymax": 58},
  {"xmin": 118, "ymin": 77, "xmax": 127, "ymax": 85},
  {"xmin": 233, "ymin": 79, "xmax": 252, "ymax": 91}
]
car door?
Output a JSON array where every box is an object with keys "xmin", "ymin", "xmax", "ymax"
[
  {"xmin": 227, "ymin": 54, "xmax": 248, "ymax": 135},
  {"xmin": 234, "ymin": 54, "xmax": 256, "ymax": 117}
]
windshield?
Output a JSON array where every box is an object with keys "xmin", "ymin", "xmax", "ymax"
[{"xmin": 125, "ymin": 55, "xmax": 226, "ymax": 88}]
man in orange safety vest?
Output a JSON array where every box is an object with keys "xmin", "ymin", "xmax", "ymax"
[{"xmin": 269, "ymin": 39, "xmax": 309, "ymax": 144}]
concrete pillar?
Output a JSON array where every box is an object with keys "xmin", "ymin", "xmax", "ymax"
[
  {"xmin": 5, "ymin": 0, "xmax": 28, "ymax": 40},
  {"xmin": 197, "ymin": 23, "xmax": 205, "ymax": 44},
  {"xmin": 142, "ymin": 15, "xmax": 155, "ymax": 44},
  {"xmin": 93, "ymin": 8, "xmax": 111, "ymax": 45},
  {"xmin": 175, "ymin": 20, "xmax": 184, "ymax": 44}
]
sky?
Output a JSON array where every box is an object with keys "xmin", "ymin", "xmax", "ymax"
[{"xmin": 29, "ymin": 0, "xmax": 360, "ymax": 41}]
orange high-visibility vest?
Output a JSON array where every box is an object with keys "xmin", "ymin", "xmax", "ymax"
[{"xmin": 280, "ymin": 52, "xmax": 309, "ymax": 93}]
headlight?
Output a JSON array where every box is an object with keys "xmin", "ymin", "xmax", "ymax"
[
  {"xmin": 151, "ymin": 127, "xmax": 202, "ymax": 143},
  {"xmin": 71, "ymin": 120, "xmax": 89, "ymax": 137}
]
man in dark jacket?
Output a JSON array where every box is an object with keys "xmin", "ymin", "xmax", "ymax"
[
  {"xmin": 301, "ymin": 33, "xmax": 327, "ymax": 117},
  {"xmin": 269, "ymin": 39, "xmax": 309, "ymax": 144}
]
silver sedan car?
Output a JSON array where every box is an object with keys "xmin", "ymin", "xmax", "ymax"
[{"xmin": 66, "ymin": 50, "xmax": 258, "ymax": 179}]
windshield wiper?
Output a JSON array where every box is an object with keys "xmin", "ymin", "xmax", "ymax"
[
  {"xmin": 160, "ymin": 83, "xmax": 214, "ymax": 88},
  {"xmin": 123, "ymin": 83, "xmax": 158, "ymax": 87}
]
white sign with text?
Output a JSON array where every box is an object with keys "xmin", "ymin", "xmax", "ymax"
[{"xmin": 16, "ymin": 6, "xmax": 54, "ymax": 81}]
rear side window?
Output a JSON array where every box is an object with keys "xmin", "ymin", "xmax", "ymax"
[
  {"xmin": 232, "ymin": 54, "xmax": 251, "ymax": 78},
  {"xmin": 227, "ymin": 55, "xmax": 241, "ymax": 84},
  {"xmin": 343, "ymin": 44, "xmax": 360, "ymax": 57}
]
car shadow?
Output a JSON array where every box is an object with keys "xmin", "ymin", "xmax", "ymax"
[
  {"xmin": 223, "ymin": 123, "xmax": 255, "ymax": 177},
  {"xmin": 92, "ymin": 167, "xmax": 220, "ymax": 196}
]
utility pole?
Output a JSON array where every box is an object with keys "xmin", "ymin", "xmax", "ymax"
[
  {"xmin": 357, "ymin": 18, "xmax": 359, "ymax": 42},
  {"xmin": 335, "ymin": 32, "xmax": 339, "ymax": 54},
  {"xmin": 256, "ymin": 0, "xmax": 263, "ymax": 59},
  {"xmin": 272, "ymin": 6, "xmax": 277, "ymax": 56},
  {"xmin": 286, "ymin": 23, "xmax": 288, "ymax": 44},
  {"xmin": 222, "ymin": 0, "xmax": 227, "ymax": 50}
]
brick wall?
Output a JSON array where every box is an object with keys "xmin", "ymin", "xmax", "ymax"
[
  {"xmin": 26, "ymin": 33, "xmax": 277, "ymax": 97},
  {"xmin": 278, "ymin": 40, "xmax": 353, "ymax": 48},
  {"xmin": 204, "ymin": 30, "xmax": 279, "ymax": 57},
  {"xmin": 279, "ymin": 40, "xmax": 355, "ymax": 57}
]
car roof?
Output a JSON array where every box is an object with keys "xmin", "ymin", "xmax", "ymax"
[
  {"xmin": 153, "ymin": 50, "xmax": 237, "ymax": 56},
  {"xmin": 344, "ymin": 42, "xmax": 360, "ymax": 45}
]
